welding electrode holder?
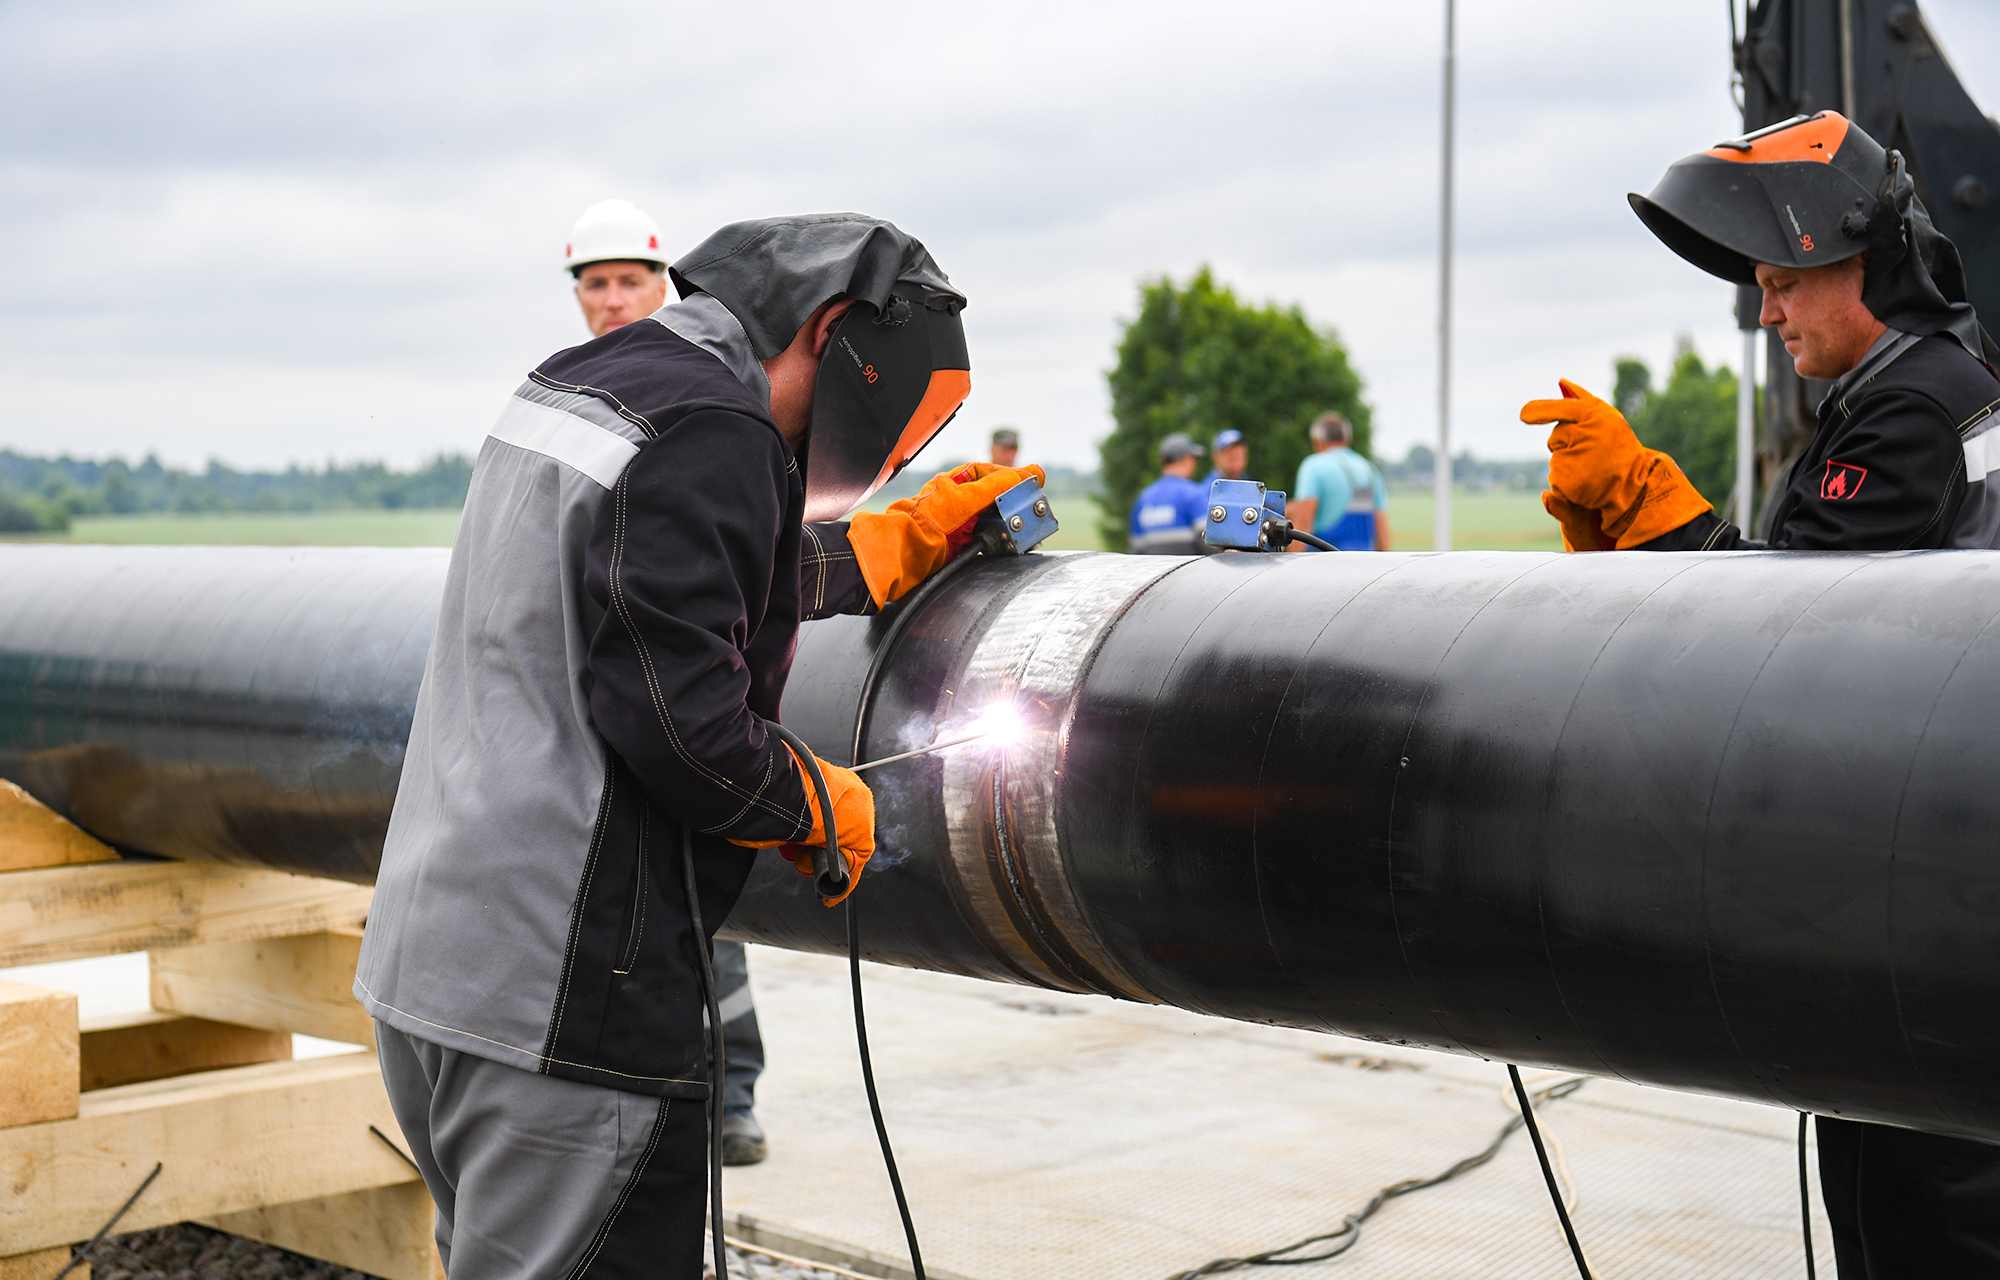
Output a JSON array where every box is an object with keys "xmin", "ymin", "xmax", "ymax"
[{"xmin": 766, "ymin": 720, "xmax": 847, "ymax": 900}]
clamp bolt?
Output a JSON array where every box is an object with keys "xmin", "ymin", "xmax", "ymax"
[
  {"xmin": 1032, "ymin": 500, "xmax": 1049, "ymax": 518},
  {"xmin": 1210, "ymin": 506, "xmax": 1227, "ymax": 523},
  {"xmin": 1009, "ymin": 514, "xmax": 1025, "ymax": 532},
  {"xmin": 1241, "ymin": 507, "xmax": 1259, "ymax": 524}
]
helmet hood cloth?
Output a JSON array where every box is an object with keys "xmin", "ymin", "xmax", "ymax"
[
  {"xmin": 671, "ymin": 214, "xmax": 970, "ymax": 522},
  {"xmin": 1631, "ymin": 112, "xmax": 1999, "ymax": 367}
]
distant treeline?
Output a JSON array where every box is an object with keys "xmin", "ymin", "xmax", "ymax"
[
  {"xmin": 0, "ymin": 450, "xmax": 475, "ymax": 533},
  {"xmin": 1379, "ymin": 446, "xmax": 1549, "ymax": 493}
]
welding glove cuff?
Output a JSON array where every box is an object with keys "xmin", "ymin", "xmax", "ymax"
[
  {"xmin": 728, "ymin": 744, "xmax": 875, "ymax": 906},
  {"xmin": 1521, "ymin": 379, "xmax": 1711, "ymax": 550},
  {"xmin": 847, "ymin": 463, "xmax": 1047, "ymax": 606}
]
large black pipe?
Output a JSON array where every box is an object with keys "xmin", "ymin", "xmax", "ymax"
[{"xmin": 3, "ymin": 544, "xmax": 1999, "ymax": 1141}]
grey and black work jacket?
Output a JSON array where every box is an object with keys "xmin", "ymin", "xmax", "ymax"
[
  {"xmin": 1645, "ymin": 332, "xmax": 2000, "ymax": 551},
  {"xmin": 355, "ymin": 294, "xmax": 873, "ymax": 1099}
]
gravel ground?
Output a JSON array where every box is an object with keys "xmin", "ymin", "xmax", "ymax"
[
  {"xmin": 703, "ymin": 1239, "xmax": 866, "ymax": 1280},
  {"xmin": 80, "ymin": 1225, "xmax": 372, "ymax": 1280},
  {"xmin": 75, "ymin": 1224, "xmax": 868, "ymax": 1280}
]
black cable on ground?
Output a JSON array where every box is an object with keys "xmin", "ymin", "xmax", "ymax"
[
  {"xmin": 1165, "ymin": 1077, "xmax": 1586, "ymax": 1278},
  {"xmin": 848, "ymin": 896, "xmax": 926, "ymax": 1280},
  {"xmin": 683, "ymin": 826, "xmax": 729, "ymax": 1280},
  {"xmin": 1799, "ymin": 1112, "xmax": 1818, "ymax": 1280},
  {"xmin": 1509, "ymin": 1064, "xmax": 1594, "ymax": 1280},
  {"xmin": 767, "ymin": 719, "xmax": 927, "ymax": 1280}
]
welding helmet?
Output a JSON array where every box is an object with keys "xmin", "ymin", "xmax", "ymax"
[
  {"xmin": 1632, "ymin": 112, "xmax": 1998, "ymax": 366},
  {"xmin": 670, "ymin": 214, "xmax": 971, "ymax": 522},
  {"xmin": 1629, "ymin": 112, "xmax": 1885, "ymax": 284}
]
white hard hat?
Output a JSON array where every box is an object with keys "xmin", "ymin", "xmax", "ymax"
[{"xmin": 564, "ymin": 199, "xmax": 668, "ymax": 275}]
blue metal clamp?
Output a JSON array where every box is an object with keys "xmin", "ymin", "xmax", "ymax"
[
  {"xmin": 1202, "ymin": 479, "xmax": 1288, "ymax": 552},
  {"xmin": 976, "ymin": 476, "xmax": 1061, "ymax": 554}
]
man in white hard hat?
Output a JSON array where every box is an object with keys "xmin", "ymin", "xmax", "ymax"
[
  {"xmin": 563, "ymin": 199, "xmax": 775, "ymax": 1168},
  {"xmin": 567, "ymin": 199, "xmax": 672, "ymax": 338}
]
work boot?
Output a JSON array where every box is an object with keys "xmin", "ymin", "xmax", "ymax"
[{"xmin": 721, "ymin": 1107, "xmax": 768, "ymax": 1166}]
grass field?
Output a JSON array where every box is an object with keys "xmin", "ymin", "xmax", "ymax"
[
  {"xmin": 0, "ymin": 488, "xmax": 1559, "ymax": 553},
  {"xmin": 7, "ymin": 508, "xmax": 463, "ymax": 546},
  {"xmin": 1384, "ymin": 487, "xmax": 1561, "ymax": 552}
]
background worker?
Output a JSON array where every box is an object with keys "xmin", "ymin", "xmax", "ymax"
[
  {"xmin": 1287, "ymin": 412, "xmax": 1391, "ymax": 550},
  {"xmin": 562, "ymin": 196, "xmax": 773, "ymax": 1166},
  {"xmin": 990, "ymin": 426, "xmax": 1019, "ymax": 467},
  {"xmin": 358, "ymin": 212, "xmax": 1039, "ymax": 1276},
  {"xmin": 1129, "ymin": 431, "xmax": 1209, "ymax": 553},
  {"xmin": 1203, "ymin": 428, "xmax": 1248, "ymax": 485},
  {"xmin": 567, "ymin": 199, "xmax": 672, "ymax": 338},
  {"xmin": 1522, "ymin": 111, "xmax": 2000, "ymax": 1277}
]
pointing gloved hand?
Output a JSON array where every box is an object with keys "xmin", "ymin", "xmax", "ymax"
[
  {"xmin": 847, "ymin": 463, "xmax": 1047, "ymax": 606},
  {"xmin": 1520, "ymin": 380, "xmax": 1712, "ymax": 550},
  {"xmin": 729, "ymin": 744, "xmax": 875, "ymax": 907}
]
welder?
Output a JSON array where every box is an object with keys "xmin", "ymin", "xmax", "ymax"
[
  {"xmin": 353, "ymin": 213, "xmax": 1041, "ymax": 1277},
  {"xmin": 561, "ymin": 196, "xmax": 775, "ymax": 1167},
  {"xmin": 1522, "ymin": 112, "xmax": 2000, "ymax": 1277}
]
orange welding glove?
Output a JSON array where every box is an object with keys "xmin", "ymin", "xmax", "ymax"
[
  {"xmin": 847, "ymin": 463, "xmax": 1048, "ymax": 606},
  {"xmin": 1520, "ymin": 380, "xmax": 1711, "ymax": 550},
  {"xmin": 729, "ymin": 744, "xmax": 875, "ymax": 906},
  {"xmin": 1542, "ymin": 491, "xmax": 1614, "ymax": 552}
]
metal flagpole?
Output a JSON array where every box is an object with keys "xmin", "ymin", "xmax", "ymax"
[
  {"xmin": 1736, "ymin": 327, "xmax": 1757, "ymax": 530},
  {"xmin": 1435, "ymin": 0, "xmax": 1456, "ymax": 553}
]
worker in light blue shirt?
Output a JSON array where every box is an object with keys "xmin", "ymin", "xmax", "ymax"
[
  {"xmin": 1288, "ymin": 411, "xmax": 1392, "ymax": 551},
  {"xmin": 1129, "ymin": 432, "xmax": 1211, "ymax": 554}
]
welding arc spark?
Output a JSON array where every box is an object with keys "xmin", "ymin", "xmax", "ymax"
[
  {"xmin": 850, "ymin": 705, "xmax": 1024, "ymax": 774},
  {"xmin": 850, "ymin": 731, "xmax": 994, "ymax": 773}
]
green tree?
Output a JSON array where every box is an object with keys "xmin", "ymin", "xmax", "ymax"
[
  {"xmin": 1613, "ymin": 337, "xmax": 1742, "ymax": 509},
  {"xmin": 1101, "ymin": 268, "xmax": 1371, "ymax": 549}
]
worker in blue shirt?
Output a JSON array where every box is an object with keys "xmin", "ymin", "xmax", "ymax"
[
  {"xmin": 1202, "ymin": 429, "xmax": 1249, "ymax": 486},
  {"xmin": 1130, "ymin": 432, "xmax": 1211, "ymax": 554},
  {"xmin": 1288, "ymin": 412, "xmax": 1392, "ymax": 551}
]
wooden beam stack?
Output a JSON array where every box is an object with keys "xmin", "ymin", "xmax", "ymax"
[{"xmin": 0, "ymin": 781, "xmax": 439, "ymax": 1280}]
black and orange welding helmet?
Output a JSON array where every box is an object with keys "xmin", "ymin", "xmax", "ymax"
[
  {"xmin": 1630, "ymin": 111, "xmax": 1889, "ymax": 284},
  {"xmin": 670, "ymin": 214, "xmax": 970, "ymax": 523}
]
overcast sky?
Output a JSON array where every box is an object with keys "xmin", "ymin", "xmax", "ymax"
[{"xmin": 3, "ymin": 0, "xmax": 1998, "ymax": 475}]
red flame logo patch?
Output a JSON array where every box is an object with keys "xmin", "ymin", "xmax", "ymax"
[{"xmin": 1821, "ymin": 460, "xmax": 1868, "ymax": 500}]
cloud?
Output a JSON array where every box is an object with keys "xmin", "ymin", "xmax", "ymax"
[{"xmin": 1, "ymin": 0, "xmax": 1995, "ymax": 473}]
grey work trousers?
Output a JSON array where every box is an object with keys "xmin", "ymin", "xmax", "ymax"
[
  {"xmin": 712, "ymin": 939, "xmax": 765, "ymax": 1112},
  {"xmin": 375, "ymin": 1022, "xmax": 708, "ymax": 1279}
]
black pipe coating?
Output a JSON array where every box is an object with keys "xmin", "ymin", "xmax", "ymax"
[{"xmin": 3, "ymin": 544, "xmax": 1998, "ymax": 1140}]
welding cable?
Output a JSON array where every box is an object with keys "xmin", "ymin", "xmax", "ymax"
[
  {"xmin": 1508, "ymin": 1064, "xmax": 1595, "ymax": 1280},
  {"xmin": 683, "ymin": 826, "xmax": 730, "ymax": 1280},
  {"xmin": 1165, "ymin": 1077, "xmax": 1587, "ymax": 1278},
  {"xmin": 767, "ymin": 720, "xmax": 928, "ymax": 1280},
  {"xmin": 1285, "ymin": 528, "xmax": 1339, "ymax": 552},
  {"xmin": 1799, "ymin": 1112, "xmax": 1819, "ymax": 1279}
]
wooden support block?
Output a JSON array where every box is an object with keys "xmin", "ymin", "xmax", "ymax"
[
  {"xmin": 80, "ymin": 1011, "xmax": 291, "ymax": 1092},
  {"xmin": 150, "ymin": 929, "xmax": 372, "ymax": 1047},
  {"xmin": 0, "ymin": 1246, "xmax": 85, "ymax": 1280},
  {"xmin": 0, "ymin": 1054, "xmax": 417, "ymax": 1255},
  {"xmin": 0, "ymin": 861, "xmax": 372, "ymax": 969},
  {"xmin": 202, "ymin": 1183, "xmax": 441, "ymax": 1280},
  {"xmin": 0, "ymin": 979, "xmax": 78, "ymax": 1128},
  {"xmin": 0, "ymin": 781, "xmax": 117, "ymax": 874}
]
